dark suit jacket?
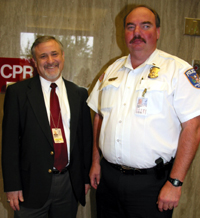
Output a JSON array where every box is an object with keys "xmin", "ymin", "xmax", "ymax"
[{"xmin": 2, "ymin": 75, "xmax": 92, "ymax": 208}]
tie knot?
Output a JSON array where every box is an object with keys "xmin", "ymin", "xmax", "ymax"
[{"xmin": 50, "ymin": 83, "xmax": 57, "ymax": 90}]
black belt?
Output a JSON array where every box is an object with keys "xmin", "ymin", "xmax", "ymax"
[
  {"xmin": 52, "ymin": 166, "xmax": 69, "ymax": 174},
  {"xmin": 106, "ymin": 159, "xmax": 172, "ymax": 175}
]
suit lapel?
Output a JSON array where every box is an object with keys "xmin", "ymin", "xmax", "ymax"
[
  {"xmin": 64, "ymin": 80, "xmax": 80, "ymax": 152},
  {"xmin": 27, "ymin": 75, "xmax": 53, "ymax": 147}
]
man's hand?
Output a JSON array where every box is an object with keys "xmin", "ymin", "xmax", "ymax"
[
  {"xmin": 157, "ymin": 116, "xmax": 200, "ymax": 212},
  {"xmin": 85, "ymin": 184, "xmax": 91, "ymax": 195},
  {"xmin": 6, "ymin": 190, "xmax": 24, "ymax": 211},
  {"xmin": 89, "ymin": 162, "xmax": 101, "ymax": 189},
  {"xmin": 157, "ymin": 181, "xmax": 181, "ymax": 211}
]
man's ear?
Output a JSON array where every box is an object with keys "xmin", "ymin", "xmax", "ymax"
[{"xmin": 156, "ymin": 27, "xmax": 160, "ymax": 40}]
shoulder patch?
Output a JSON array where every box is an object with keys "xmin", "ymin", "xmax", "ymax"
[
  {"xmin": 99, "ymin": 72, "xmax": 105, "ymax": 82},
  {"xmin": 184, "ymin": 68, "xmax": 200, "ymax": 88}
]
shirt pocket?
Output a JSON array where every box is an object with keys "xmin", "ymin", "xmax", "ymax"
[
  {"xmin": 100, "ymin": 84, "xmax": 119, "ymax": 111},
  {"xmin": 136, "ymin": 80, "xmax": 167, "ymax": 114}
]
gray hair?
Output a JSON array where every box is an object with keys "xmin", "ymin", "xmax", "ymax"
[{"xmin": 31, "ymin": 36, "xmax": 64, "ymax": 60}]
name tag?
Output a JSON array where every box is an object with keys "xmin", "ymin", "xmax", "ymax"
[
  {"xmin": 135, "ymin": 97, "xmax": 148, "ymax": 116},
  {"xmin": 52, "ymin": 128, "xmax": 64, "ymax": 143}
]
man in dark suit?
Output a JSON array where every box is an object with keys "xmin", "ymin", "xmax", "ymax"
[{"xmin": 2, "ymin": 36, "xmax": 93, "ymax": 218}]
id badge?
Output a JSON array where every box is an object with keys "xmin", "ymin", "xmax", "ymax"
[
  {"xmin": 52, "ymin": 128, "xmax": 64, "ymax": 143},
  {"xmin": 135, "ymin": 97, "xmax": 148, "ymax": 116}
]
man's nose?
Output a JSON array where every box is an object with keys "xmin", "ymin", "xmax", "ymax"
[
  {"xmin": 134, "ymin": 26, "xmax": 140, "ymax": 35},
  {"xmin": 47, "ymin": 55, "xmax": 53, "ymax": 63}
]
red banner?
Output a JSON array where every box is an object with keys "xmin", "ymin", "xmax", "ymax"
[{"xmin": 0, "ymin": 57, "xmax": 38, "ymax": 93}]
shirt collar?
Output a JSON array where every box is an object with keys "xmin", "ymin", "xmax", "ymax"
[
  {"xmin": 144, "ymin": 49, "xmax": 160, "ymax": 68},
  {"xmin": 40, "ymin": 75, "xmax": 64, "ymax": 93},
  {"xmin": 123, "ymin": 49, "xmax": 160, "ymax": 70},
  {"xmin": 124, "ymin": 54, "xmax": 133, "ymax": 70}
]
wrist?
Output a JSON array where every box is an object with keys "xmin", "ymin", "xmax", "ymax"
[
  {"xmin": 168, "ymin": 176, "xmax": 183, "ymax": 187},
  {"xmin": 92, "ymin": 161, "xmax": 100, "ymax": 166}
]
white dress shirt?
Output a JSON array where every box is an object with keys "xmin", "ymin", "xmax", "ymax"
[{"xmin": 40, "ymin": 75, "xmax": 71, "ymax": 162}]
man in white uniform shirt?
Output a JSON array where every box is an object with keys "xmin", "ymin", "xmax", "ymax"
[{"xmin": 87, "ymin": 5, "xmax": 200, "ymax": 218}]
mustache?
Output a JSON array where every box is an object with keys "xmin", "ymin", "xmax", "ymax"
[{"xmin": 129, "ymin": 36, "xmax": 146, "ymax": 44}]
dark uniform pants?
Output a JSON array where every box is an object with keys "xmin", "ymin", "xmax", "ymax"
[{"xmin": 96, "ymin": 158, "xmax": 173, "ymax": 218}]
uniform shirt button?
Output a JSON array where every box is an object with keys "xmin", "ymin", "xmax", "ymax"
[
  {"xmin": 50, "ymin": 151, "xmax": 54, "ymax": 155},
  {"xmin": 48, "ymin": 169, "xmax": 52, "ymax": 173}
]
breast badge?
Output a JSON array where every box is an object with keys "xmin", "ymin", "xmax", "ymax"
[{"xmin": 148, "ymin": 66, "xmax": 160, "ymax": 78}]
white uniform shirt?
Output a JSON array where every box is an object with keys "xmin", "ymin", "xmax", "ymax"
[
  {"xmin": 87, "ymin": 49, "xmax": 200, "ymax": 168},
  {"xmin": 40, "ymin": 76, "xmax": 71, "ymax": 162}
]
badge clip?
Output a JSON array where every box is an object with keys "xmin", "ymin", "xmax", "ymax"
[{"xmin": 142, "ymin": 88, "xmax": 147, "ymax": 97}]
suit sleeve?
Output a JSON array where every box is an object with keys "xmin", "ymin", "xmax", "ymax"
[
  {"xmin": 80, "ymin": 88, "xmax": 93, "ymax": 184},
  {"xmin": 2, "ymin": 85, "xmax": 22, "ymax": 192}
]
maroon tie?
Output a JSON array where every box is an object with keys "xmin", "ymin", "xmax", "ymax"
[{"xmin": 50, "ymin": 83, "xmax": 68, "ymax": 171}]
